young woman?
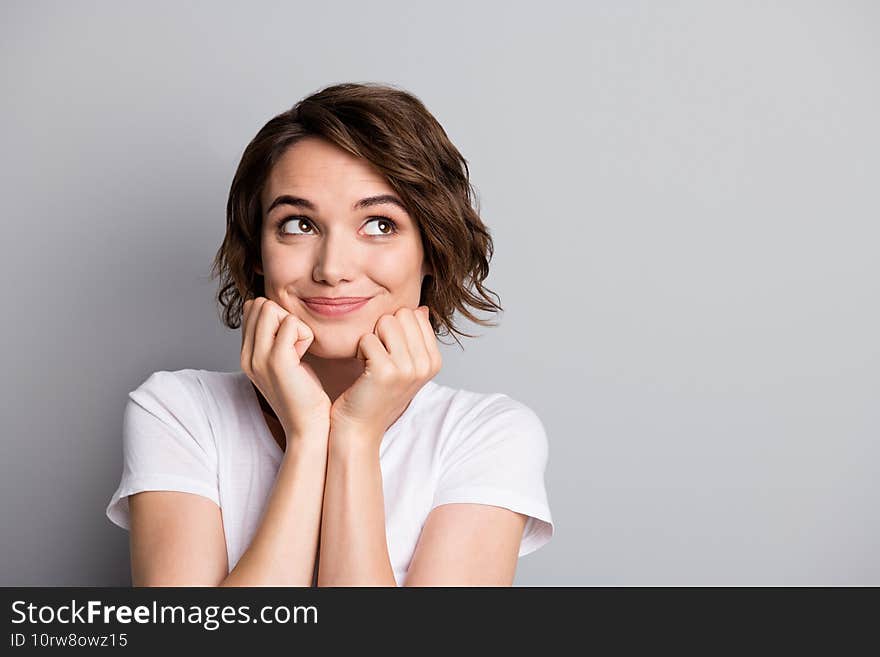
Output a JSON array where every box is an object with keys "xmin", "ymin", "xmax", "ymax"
[{"xmin": 105, "ymin": 82, "xmax": 554, "ymax": 586}]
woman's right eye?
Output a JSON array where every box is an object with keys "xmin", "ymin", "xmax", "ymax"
[{"xmin": 278, "ymin": 217, "xmax": 314, "ymax": 235}]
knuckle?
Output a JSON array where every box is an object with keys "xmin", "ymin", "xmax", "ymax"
[{"xmin": 376, "ymin": 365, "xmax": 396, "ymax": 383}]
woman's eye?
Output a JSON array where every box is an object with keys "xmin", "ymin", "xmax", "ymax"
[
  {"xmin": 363, "ymin": 217, "xmax": 398, "ymax": 236},
  {"xmin": 278, "ymin": 217, "xmax": 314, "ymax": 235}
]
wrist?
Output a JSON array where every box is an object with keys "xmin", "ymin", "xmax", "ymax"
[
  {"xmin": 329, "ymin": 424, "xmax": 382, "ymax": 459},
  {"xmin": 284, "ymin": 422, "xmax": 330, "ymax": 448}
]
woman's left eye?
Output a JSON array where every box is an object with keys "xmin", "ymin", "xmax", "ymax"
[{"xmin": 363, "ymin": 217, "xmax": 398, "ymax": 236}]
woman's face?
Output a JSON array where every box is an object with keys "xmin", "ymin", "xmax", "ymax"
[{"xmin": 256, "ymin": 136, "xmax": 430, "ymax": 359}]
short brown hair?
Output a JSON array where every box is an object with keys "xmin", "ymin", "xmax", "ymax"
[{"xmin": 210, "ymin": 81, "xmax": 502, "ymax": 348}]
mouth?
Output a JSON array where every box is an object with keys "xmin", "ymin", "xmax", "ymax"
[{"xmin": 301, "ymin": 297, "xmax": 372, "ymax": 318}]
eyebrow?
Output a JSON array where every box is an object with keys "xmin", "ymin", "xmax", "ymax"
[{"xmin": 265, "ymin": 194, "xmax": 407, "ymax": 215}]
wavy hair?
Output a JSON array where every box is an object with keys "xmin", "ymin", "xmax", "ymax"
[{"xmin": 210, "ymin": 81, "xmax": 502, "ymax": 348}]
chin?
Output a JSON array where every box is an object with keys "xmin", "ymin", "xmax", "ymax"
[{"xmin": 307, "ymin": 333, "xmax": 361, "ymax": 360}]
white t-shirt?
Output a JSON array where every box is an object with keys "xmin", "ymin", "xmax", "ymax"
[{"xmin": 105, "ymin": 368, "xmax": 554, "ymax": 585}]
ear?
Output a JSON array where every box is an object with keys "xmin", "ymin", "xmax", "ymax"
[{"xmin": 255, "ymin": 262, "xmax": 263, "ymax": 276}]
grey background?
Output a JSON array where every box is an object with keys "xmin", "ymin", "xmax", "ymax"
[{"xmin": 1, "ymin": 0, "xmax": 877, "ymax": 586}]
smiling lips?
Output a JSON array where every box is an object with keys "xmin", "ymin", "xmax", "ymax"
[{"xmin": 301, "ymin": 297, "xmax": 372, "ymax": 317}]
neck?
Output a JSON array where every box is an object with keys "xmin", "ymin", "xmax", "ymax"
[
  {"xmin": 300, "ymin": 352, "xmax": 365, "ymax": 404},
  {"xmin": 252, "ymin": 353, "xmax": 365, "ymax": 421}
]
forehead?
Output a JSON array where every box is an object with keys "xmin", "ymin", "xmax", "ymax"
[{"xmin": 263, "ymin": 137, "xmax": 393, "ymax": 202}]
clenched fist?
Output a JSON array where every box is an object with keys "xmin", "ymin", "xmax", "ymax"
[
  {"xmin": 329, "ymin": 305, "xmax": 442, "ymax": 443},
  {"xmin": 240, "ymin": 297, "xmax": 331, "ymax": 443}
]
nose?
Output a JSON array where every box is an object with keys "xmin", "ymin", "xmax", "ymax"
[{"xmin": 312, "ymin": 229, "xmax": 356, "ymax": 285}]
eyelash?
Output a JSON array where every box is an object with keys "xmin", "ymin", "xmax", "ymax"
[{"xmin": 275, "ymin": 215, "xmax": 399, "ymax": 237}]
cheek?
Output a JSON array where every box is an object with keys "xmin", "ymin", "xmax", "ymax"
[
  {"xmin": 369, "ymin": 243, "xmax": 423, "ymax": 285},
  {"xmin": 262, "ymin": 247, "xmax": 308, "ymax": 281}
]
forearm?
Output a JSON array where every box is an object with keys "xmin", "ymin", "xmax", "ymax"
[
  {"xmin": 220, "ymin": 433, "xmax": 328, "ymax": 587},
  {"xmin": 316, "ymin": 429, "xmax": 397, "ymax": 586}
]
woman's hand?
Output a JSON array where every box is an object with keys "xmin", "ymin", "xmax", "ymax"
[
  {"xmin": 329, "ymin": 306, "xmax": 442, "ymax": 443},
  {"xmin": 240, "ymin": 296, "xmax": 331, "ymax": 442}
]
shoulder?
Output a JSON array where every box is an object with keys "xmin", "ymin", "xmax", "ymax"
[
  {"xmin": 426, "ymin": 382, "xmax": 548, "ymax": 458},
  {"xmin": 131, "ymin": 368, "xmax": 201, "ymax": 396},
  {"xmin": 123, "ymin": 369, "xmax": 236, "ymax": 454},
  {"xmin": 129, "ymin": 368, "xmax": 239, "ymax": 405},
  {"xmin": 442, "ymin": 382, "xmax": 544, "ymax": 433},
  {"xmin": 126, "ymin": 368, "xmax": 238, "ymax": 436},
  {"xmin": 418, "ymin": 380, "xmax": 540, "ymax": 421}
]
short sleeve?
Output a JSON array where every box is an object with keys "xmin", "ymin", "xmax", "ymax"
[
  {"xmin": 105, "ymin": 370, "xmax": 221, "ymax": 531},
  {"xmin": 431, "ymin": 396, "xmax": 554, "ymax": 557}
]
